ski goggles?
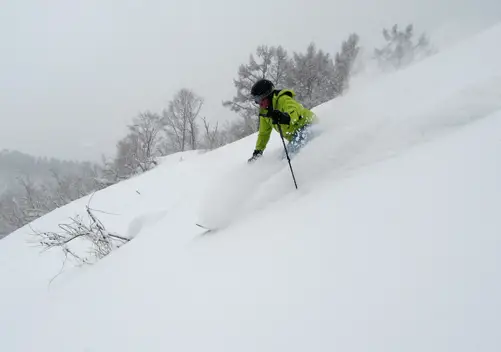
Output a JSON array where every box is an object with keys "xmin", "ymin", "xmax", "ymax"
[
  {"xmin": 253, "ymin": 94, "xmax": 269, "ymax": 105},
  {"xmin": 253, "ymin": 95, "xmax": 263, "ymax": 104}
]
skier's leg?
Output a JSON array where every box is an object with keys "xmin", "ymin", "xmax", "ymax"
[
  {"xmin": 288, "ymin": 125, "xmax": 314, "ymax": 157},
  {"xmin": 280, "ymin": 124, "xmax": 319, "ymax": 160}
]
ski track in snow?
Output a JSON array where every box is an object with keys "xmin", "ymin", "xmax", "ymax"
[{"xmin": 125, "ymin": 209, "xmax": 170, "ymax": 238}]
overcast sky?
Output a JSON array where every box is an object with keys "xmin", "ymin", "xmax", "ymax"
[{"xmin": 1, "ymin": 0, "xmax": 499, "ymax": 162}]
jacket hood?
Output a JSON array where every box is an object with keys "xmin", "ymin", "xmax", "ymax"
[{"xmin": 275, "ymin": 89, "xmax": 295, "ymax": 99}]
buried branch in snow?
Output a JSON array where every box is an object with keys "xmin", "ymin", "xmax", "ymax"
[{"xmin": 32, "ymin": 205, "xmax": 131, "ymax": 265}]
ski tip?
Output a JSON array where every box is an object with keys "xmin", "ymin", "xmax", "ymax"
[{"xmin": 196, "ymin": 223, "xmax": 212, "ymax": 231}]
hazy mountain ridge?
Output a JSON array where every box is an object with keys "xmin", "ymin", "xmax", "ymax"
[{"xmin": 0, "ymin": 149, "xmax": 103, "ymax": 238}]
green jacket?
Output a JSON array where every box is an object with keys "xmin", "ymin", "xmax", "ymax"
[{"xmin": 255, "ymin": 89, "xmax": 316, "ymax": 152}]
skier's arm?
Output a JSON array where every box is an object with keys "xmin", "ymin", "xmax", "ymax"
[
  {"xmin": 255, "ymin": 115, "xmax": 272, "ymax": 151},
  {"xmin": 280, "ymin": 96, "xmax": 305, "ymax": 125}
]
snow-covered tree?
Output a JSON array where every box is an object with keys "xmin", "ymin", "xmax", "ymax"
[
  {"xmin": 286, "ymin": 42, "xmax": 336, "ymax": 108},
  {"xmin": 374, "ymin": 24, "xmax": 435, "ymax": 71},
  {"xmin": 112, "ymin": 111, "xmax": 164, "ymax": 177},
  {"xmin": 0, "ymin": 167, "xmax": 105, "ymax": 238},
  {"xmin": 223, "ymin": 45, "xmax": 290, "ymax": 136},
  {"xmin": 332, "ymin": 33, "xmax": 360, "ymax": 96},
  {"xmin": 46, "ymin": 165, "xmax": 103, "ymax": 208}
]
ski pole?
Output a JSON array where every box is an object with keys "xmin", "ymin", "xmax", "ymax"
[{"xmin": 277, "ymin": 123, "xmax": 298, "ymax": 190}]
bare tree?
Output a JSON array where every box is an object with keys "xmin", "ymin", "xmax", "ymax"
[
  {"xmin": 46, "ymin": 166, "xmax": 106, "ymax": 209},
  {"xmin": 0, "ymin": 175, "xmax": 52, "ymax": 234},
  {"xmin": 162, "ymin": 88, "xmax": 204, "ymax": 152},
  {"xmin": 114, "ymin": 133, "xmax": 142, "ymax": 176},
  {"xmin": 100, "ymin": 154, "xmax": 126, "ymax": 185},
  {"xmin": 128, "ymin": 111, "xmax": 164, "ymax": 169},
  {"xmin": 0, "ymin": 151, "xmax": 108, "ymax": 239},
  {"xmin": 111, "ymin": 112, "xmax": 165, "ymax": 179},
  {"xmin": 31, "ymin": 203, "xmax": 131, "ymax": 265},
  {"xmin": 49, "ymin": 169, "xmax": 78, "ymax": 207},
  {"xmin": 15, "ymin": 175, "xmax": 50, "ymax": 224},
  {"xmin": 200, "ymin": 116, "xmax": 225, "ymax": 150},
  {"xmin": 0, "ymin": 194, "xmax": 26, "ymax": 232}
]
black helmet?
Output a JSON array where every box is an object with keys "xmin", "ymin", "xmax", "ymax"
[{"xmin": 251, "ymin": 79, "xmax": 274, "ymax": 103}]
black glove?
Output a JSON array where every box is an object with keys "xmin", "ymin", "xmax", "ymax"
[
  {"xmin": 248, "ymin": 149, "xmax": 263, "ymax": 163},
  {"xmin": 269, "ymin": 110, "xmax": 291, "ymax": 125}
]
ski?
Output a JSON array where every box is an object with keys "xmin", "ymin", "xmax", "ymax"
[{"xmin": 196, "ymin": 223, "xmax": 215, "ymax": 233}]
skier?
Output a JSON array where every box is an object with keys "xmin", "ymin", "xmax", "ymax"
[{"xmin": 247, "ymin": 79, "xmax": 317, "ymax": 163}]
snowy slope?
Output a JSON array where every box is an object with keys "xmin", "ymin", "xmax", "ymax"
[{"xmin": 1, "ymin": 23, "xmax": 501, "ymax": 352}]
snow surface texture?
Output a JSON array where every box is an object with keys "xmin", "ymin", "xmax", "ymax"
[{"xmin": 1, "ymin": 23, "xmax": 501, "ymax": 352}]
